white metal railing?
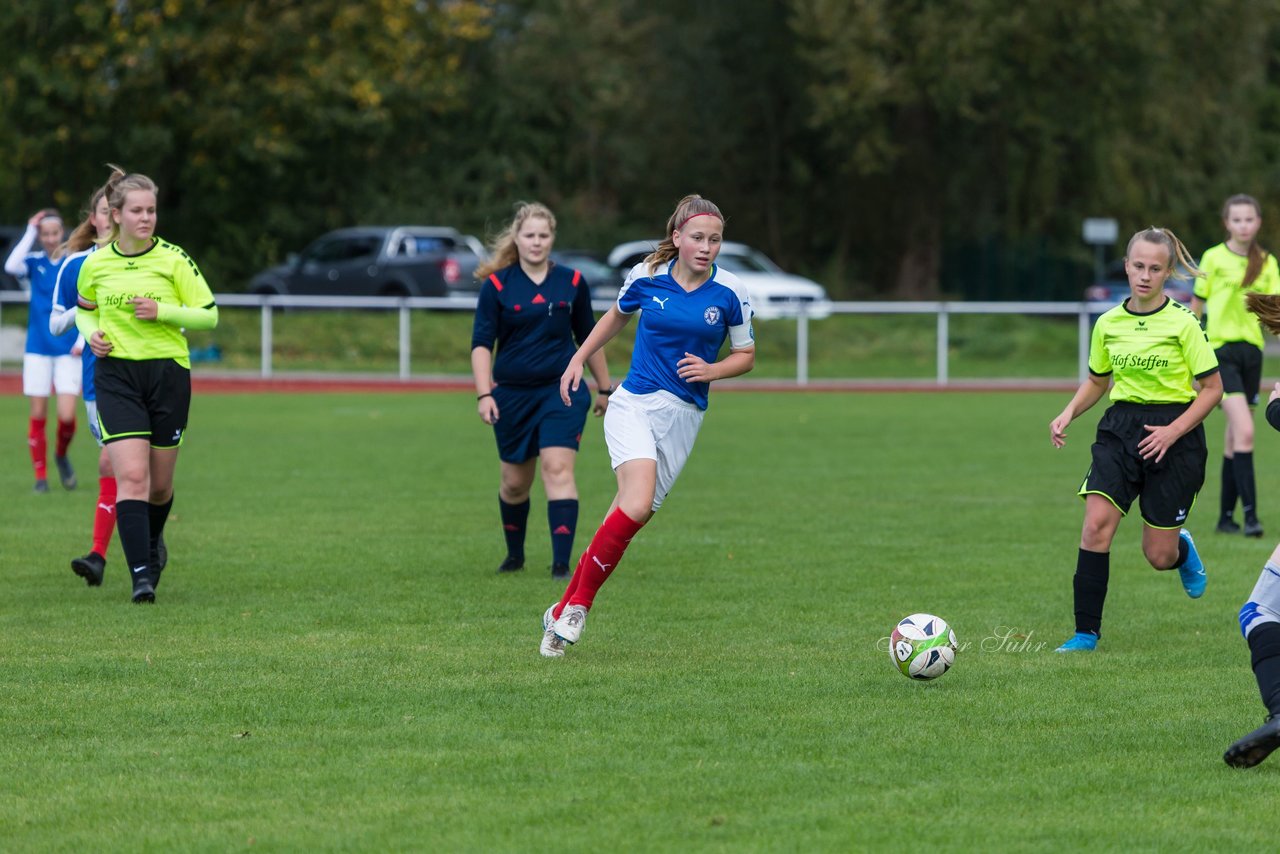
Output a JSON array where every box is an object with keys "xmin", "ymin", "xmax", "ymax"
[{"xmin": 0, "ymin": 290, "xmax": 1109, "ymax": 384}]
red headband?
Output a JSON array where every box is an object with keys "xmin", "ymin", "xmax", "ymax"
[{"xmin": 675, "ymin": 211, "xmax": 722, "ymax": 232}]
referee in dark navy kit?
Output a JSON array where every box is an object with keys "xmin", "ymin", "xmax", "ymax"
[
  {"xmin": 470, "ymin": 202, "xmax": 612, "ymax": 579},
  {"xmin": 1049, "ymin": 226, "xmax": 1222, "ymax": 653}
]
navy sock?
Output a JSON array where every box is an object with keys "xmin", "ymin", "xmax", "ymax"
[
  {"xmin": 1073, "ymin": 548, "xmax": 1109, "ymax": 637},
  {"xmin": 1234, "ymin": 452, "xmax": 1258, "ymax": 522},
  {"xmin": 1222, "ymin": 455, "xmax": 1239, "ymax": 522},
  {"xmin": 149, "ymin": 495, "xmax": 173, "ymax": 551},
  {"xmin": 547, "ymin": 499, "xmax": 579, "ymax": 566},
  {"xmin": 115, "ymin": 499, "xmax": 152, "ymax": 579},
  {"xmin": 1247, "ymin": 622, "xmax": 1280, "ymax": 717},
  {"xmin": 499, "ymin": 498, "xmax": 529, "ymax": 562}
]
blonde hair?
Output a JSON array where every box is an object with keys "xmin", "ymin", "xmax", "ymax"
[
  {"xmin": 1125, "ymin": 227, "xmax": 1203, "ymax": 281},
  {"xmin": 475, "ymin": 202, "xmax": 556, "ymax": 279},
  {"xmin": 1222, "ymin": 194, "xmax": 1268, "ymax": 287},
  {"xmin": 103, "ymin": 166, "xmax": 159, "ymax": 244},
  {"xmin": 643, "ymin": 194, "xmax": 724, "ymax": 275},
  {"xmin": 53, "ymin": 167, "xmax": 123, "ymax": 261}
]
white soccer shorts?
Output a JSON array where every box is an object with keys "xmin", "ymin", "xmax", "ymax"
[
  {"xmin": 84, "ymin": 399, "xmax": 103, "ymax": 446},
  {"xmin": 23, "ymin": 353, "xmax": 82, "ymax": 397},
  {"xmin": 603, "ymin": 386, "xmax": 705, "ymax": 511}
]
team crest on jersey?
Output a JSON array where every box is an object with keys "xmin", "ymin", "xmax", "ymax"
[{"xmin": 703, "ymin": 306, "xmax": 722, "ymax": 325}]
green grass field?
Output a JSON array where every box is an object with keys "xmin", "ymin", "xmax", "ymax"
[{"xmin": 2, "ymin": 389, "xmax": 1278, "ymax": 851}]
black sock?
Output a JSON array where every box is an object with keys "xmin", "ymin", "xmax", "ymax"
[
  {"xmin": 547, "ymin": 499, "xmax": 578, "ymax": 566},
  {"xmin": 499, "ymin": 498, "xmax": 529, "ymax": 562},
  {"xmin": 149, "ymin": 495, "xmax": 173, "ymax": 552},
  {"xmin": 115, "ymin": 499, "xmax": 152, "ymax": 580},
  {"xmin": 1248, "ymin": 622, "xmax": 1280, "ymax": 717},
  {"xmin": 1222, "ymin": 456, "xmax": 1239, "ymax": 522},
  {"xmin": 1174, "ymin": 535, "xmax": 1189, "ymax": 570},
  {"xmin": 1234, "ymin": 452, "xmax": 1258, "ymax": 522},
  {"xmin": 1073, "ymin": 548, "xmax": 1109, "ymax": 637}
]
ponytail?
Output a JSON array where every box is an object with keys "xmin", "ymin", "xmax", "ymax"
[
  {"xmin": 1221, "ymin": 194, "xmax": 1268, "ymax": 288},
  {"xmin": 1247, "ymin": 292, "xmax": 1280, "ymax": 336},
  {"xmin": 52, "ymin": 168, "xmax": 122, "ymax": 261},
  {"xmin": 644, "ymin": 194, "xmax": 724, "ymax": 275},
  {"xmin": 1125, "ymin": 226, "xmax": 1203, "ymax": 281}
]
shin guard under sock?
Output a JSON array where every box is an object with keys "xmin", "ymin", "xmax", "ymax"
[{"xmin": 1073, "ymin": 548, "xmax": 1110, "ymax": 637}]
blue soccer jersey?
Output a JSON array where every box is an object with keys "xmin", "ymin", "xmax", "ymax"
[
  {"xmin": 21, "ymin": 250, "xmax": 73, "ymax": 356},
  {"xmin": 616, "ymin": 260, "xmax": 754, "ymax": 410},
  {"xmin": 52, "ymin": 247, "xmax": 97, "ymax": 401}
]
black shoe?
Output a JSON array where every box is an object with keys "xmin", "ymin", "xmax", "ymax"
[
  {"xmin": 131, "ymin": 580, "xmax": 156, "ymax": 604},
  {"xmin": 496, "ymin": 556, "xmax": 525, "ymax": 574},
  {"xmin": 33, "ymin": 479, "xmax": 48, "ymax": 494},
  {"xmin": 1217, "ymin": 518, "xmax": 1242, "ymax": 534},
  {"xmin": 1245, "ymin": 518, "xmax": 1265, "ymax": 538},
  {"xmin": 150, "ymin": 535, "xmax": 168, "ymax": 588},
  {"xmin": 55, "ymin": 455, "xmax": 76, "ymax": 490},
  {"xmin": 551, "ymin": 562, "xmax": 571, "ymax": 580},
  {"xmin": 70, "ymin": 552, "xmax": 106, "ymax": 587},
  {"xmin": 1225, "ymin": 714, "xmax": 1280, "ymax": 768}
]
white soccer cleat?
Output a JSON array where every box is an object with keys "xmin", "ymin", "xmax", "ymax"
[
  {"xmin": 540, "ymin": 605, "xmax": 565, "ymax": 658},
  {"xmin": 554, "ymin": 604, "xmax": 589, "ymax": 645}
]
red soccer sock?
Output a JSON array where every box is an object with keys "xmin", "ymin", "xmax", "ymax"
[
  {"xmin": 56, "ymin": 417, "xmax": 76, "ymax": 458},
  {"xmin": 555, "ymin": 507, "xmax": 646, "ymax": 616},
  {"xmin": 92, "ymin": 477, "xmax": 118, "ymax": 557},
  {"xmin": 28, "ymin": 417, "xmax": 47, "ymax": 480}
]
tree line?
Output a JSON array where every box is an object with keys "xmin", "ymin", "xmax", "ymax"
[{"xmin": 5, "ymin": 0, "xmax": 1280, "ymax": 300}]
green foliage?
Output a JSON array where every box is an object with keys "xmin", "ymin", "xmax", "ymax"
[{"xmin": 5, "ymin": 1, "xmax": 1280, "ymax": 299}]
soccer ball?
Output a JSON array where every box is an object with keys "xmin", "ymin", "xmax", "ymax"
[{"xmin": 890, "ymin": 613, "xmax": 957, "ymax": 680}]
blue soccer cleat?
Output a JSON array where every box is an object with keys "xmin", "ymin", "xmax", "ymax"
[
  {"xmin": 1055, "ymin": 631, "xmax": 1098, "ymax": 653},
  {"xmin": 1178, "ymin": 528, "xmax": 1207, "ymax": 599}
]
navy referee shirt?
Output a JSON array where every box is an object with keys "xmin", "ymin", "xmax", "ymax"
[{"xmin": 471, "ymin": 263, "xmax": 598, "ymax": 386}]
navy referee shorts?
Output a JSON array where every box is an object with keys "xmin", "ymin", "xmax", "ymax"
[{"xmin": 491, "ymin": 381, "xmax": 591, "ymax": 463}]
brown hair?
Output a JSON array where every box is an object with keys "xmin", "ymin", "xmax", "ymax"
[
  {"xmin": 475, "ymin": 202, "xmax": 556, "ymax": 279},
  {"xmin": 1125, "ymin": 226, "xmax": 1203, "ymax": 281},
  {"xmin": 1222, "ymin": 194, "xmax": 1268, "ymax": 288},
  {"xmin": 643, "ymin": 195, "xmax": 724, "ymax": 275},
  {"xmin": 52, "ymin": 166, "xmax": 124, "ymax": 261},
  {"xmin": 103, "ymin": 166, "xmax": 159, "ymax": 244},
  {"xmin": 1247, "ymin": 292, "xmax": 1280, "ymax": 335}
]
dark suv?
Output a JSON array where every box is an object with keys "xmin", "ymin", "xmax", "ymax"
[{"xmin": 248, "ymin": 226, "xmax": 484, "ymax": 298}]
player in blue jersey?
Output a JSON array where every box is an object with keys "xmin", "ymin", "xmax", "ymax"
[
  {"xmin": 1225, "ymin": 296, "xmax": 1280, "ymax": 766},
  {"xmin": 471, "ymin": 202, "xmax": 613, "ymax": 579},
  {"xmin": 4, "ymin": 208, "xmax": 79, "ymax": 493},
  {"xmin": 540, "ymin": 195, "xmax": 756, "ymax": 656},
  {"xmin": 50, "ymin": 179, "xmax": 120, "ymax": 586}
]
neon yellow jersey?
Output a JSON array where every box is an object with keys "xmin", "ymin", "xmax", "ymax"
[
  {"xmin": 1194, "ymin": 243, "xmax": 1280, "ymax": 349},
  {"xmin": 76, "ymin": 237, "xmax": 216, "ymax": 368},
  {"xmin": 1088, "ymin": 298, "xmax": 1219, "ymax": 403}
]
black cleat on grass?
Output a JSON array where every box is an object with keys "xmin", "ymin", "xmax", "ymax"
[
  {"xmin": 496, "ymin": 556, "xmax": 525, "ymax": 574},
  {"xmin": 33, "ymin": 479, "xmax": 49, "ymax": 494},
  {"xmin": 131, "ymin": 581, "xmax": 156, "ymax": 604},
  {"xmin": 1245, "ymin": 518, "xmax": 1265, "ymax": 538},
  {"xmin": 70, "ymin": 552, "xmax": 106, "ymax": 587},
  {"xmin": 1225, "ymin": 715, "xmax": 1280, "ymax": 768},
  {"xmin": 551, "ymin": 562, "xmax": 571, "ymax": 580},
  {"xmin": 55, "ymin": 455, "xmax": 76, "ymax": 490},
  {"xmin": 1217, "ymin": 518, "xmax": 1242, "ymax": 534}
]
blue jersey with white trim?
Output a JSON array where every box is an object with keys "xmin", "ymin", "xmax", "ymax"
[
  {"xmin": 616, "ymin": 261, "xmax": 754, "ymax": 410},
  {"xmin": 52, "ymin": 247, "xmax": 97, "ymax": 400},
  {"xmin": 22, "ymin": 250, "xmax": 74, "ymax": 356}
]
